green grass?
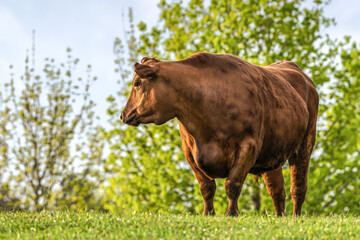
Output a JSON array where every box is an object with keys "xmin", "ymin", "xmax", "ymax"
[{"xmin": 0, "ymin": 211, "xmax": 359, "ymax": 239}]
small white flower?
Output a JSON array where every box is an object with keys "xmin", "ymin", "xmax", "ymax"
[
  {"xmin": 242, "ymin": 227, "xmax": 246, "ymax": 231},
  {"xmin": 203, "ymin": 228, "xmax": 206, "ymax": 231}
]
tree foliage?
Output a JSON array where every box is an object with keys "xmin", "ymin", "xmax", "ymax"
[
  {"xmin": 307, "ymin": 41, "xmax": 360, "ymax": 213},
  {"xmin": 0, "ymin": 46, "xmax": 104, "ymax": 211}
]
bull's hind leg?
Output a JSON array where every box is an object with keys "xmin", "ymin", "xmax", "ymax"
[
  {"xmin": 225, "ymin": 139, "xmax": 256, "ymax": 216},
  {"xmin": 263, "ymin": 167, "xmax": 286, "ymax": 216},
  {"xmin": 289, "ymin": 131, "xmax": 316, "ymax": 216}
]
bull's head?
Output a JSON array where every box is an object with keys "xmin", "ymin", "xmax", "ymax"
[{"xmin": 120, "ymin": 59, "xmax": 176, "ymax": 126}]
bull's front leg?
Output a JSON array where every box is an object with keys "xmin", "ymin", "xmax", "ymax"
[
  {"xmin": 182, "ymin": 143, "xmax": 216, "ymax": 215},
  {"xmin": 189, "ymin": 162, "xmax": 216, "ymax": 215},
  {"xmin": 225, "ymin": 139, "xmax": 257, "ymax": 216},
  {"xmin": 198, "ymin": 173, "xmax": 216, "ymax": 215}
]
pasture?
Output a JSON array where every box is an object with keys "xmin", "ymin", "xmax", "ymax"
[
  {"xmin": 1, "ymin": 1, "xmax": 360, "ymax": 239},
  {"xmin": 0, "ymin": 211, "xmax": 359, "ymax": 239}
]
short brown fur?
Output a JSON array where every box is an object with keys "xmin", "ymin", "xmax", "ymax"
[{"xmin": 121, "ymin": 52, "xmax": 319, "ymax": 217}]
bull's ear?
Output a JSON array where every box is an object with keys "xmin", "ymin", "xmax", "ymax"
[{"xmin": 134, "ymin": 62, "xmax": 156, "ymax": 79}]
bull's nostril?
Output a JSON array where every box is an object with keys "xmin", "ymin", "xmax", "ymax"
[
  {"xmin": 124, "ymin": 115, "xmax": 135, "ymax": 124},
  {"xmin": 120, "ymin": 112, "xmax": 124, "ymax": 121}
]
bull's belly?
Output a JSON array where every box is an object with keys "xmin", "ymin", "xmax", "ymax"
[
  {"xmin": 193, "ymin": 134, "xmax": 306, "ymax": 177},
  {"xmin": 250, "ymin": 137, "xmax": 303, "ymax": 175},
  {"xmin": 249, "ymin": 156, "xmax": 288, "ymax": 175}
]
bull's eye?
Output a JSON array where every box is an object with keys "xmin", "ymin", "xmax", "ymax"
[{"xmin": 134, "ymin": 79, "xmax": 141, "ymax": 89}]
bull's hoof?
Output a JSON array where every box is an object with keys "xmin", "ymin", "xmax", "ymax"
[
  {"xmin": 275, "ymin": 211, "xmax": 286, "ymax": 217},
  {"xmin": 226, "ymin": 208, "xmax": 239, "ymax": 217},
  {"xmin": 203, "ymin": 209, "xmax": 215, "ymax": 216},
  {"xmin": 293, "ymin": 212, "xmax": 302, "ymax": 217}
]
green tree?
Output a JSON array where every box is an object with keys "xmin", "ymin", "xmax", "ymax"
[
  {"xmin": 306, "ymin": 40, "xmax": 360, "ymax": 214},
  {"xmin": 0, "ymin": 86, "xmax": 20, "ymax": 209},
  {"xmin": 105, "ymin": 0, "xmax": 359, "ymax": 214},
  {"xmin": 0, "ymin": 45, "xmax": 104, "ymax": 211}
]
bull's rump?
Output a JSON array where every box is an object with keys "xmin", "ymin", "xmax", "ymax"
[{"xmin": 249, "ymin": 63, "xmax": 317, "ymax": 174}]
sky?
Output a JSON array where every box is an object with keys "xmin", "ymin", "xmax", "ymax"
[{"xmin": 1, "ymin": 0, "xmax": 360, "ymax": 122}]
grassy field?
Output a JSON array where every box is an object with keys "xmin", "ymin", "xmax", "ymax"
[{"xmin": 0, "ymin": 211, "xmax": 359, "ymax": 239}]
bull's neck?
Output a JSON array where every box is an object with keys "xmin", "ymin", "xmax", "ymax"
[
  {"xmin": 164, "ymin": 63, "xmax": 218, "ymax": 141},
  {"xmin": 176, "ymin": 105, "xmax": 214, "ymax": 141}
]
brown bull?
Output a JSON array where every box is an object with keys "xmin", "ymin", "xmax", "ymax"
[{"xmin": 120, "ymin": 52, "xmax": 319, "ymax": 216}]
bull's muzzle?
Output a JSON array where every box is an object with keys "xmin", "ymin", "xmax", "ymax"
[
  {"xmin": 120, "ymin": 110, "xmax": 139, "ymax": 126},
  {"xmin": 120, "ymin": 111, "xmax": 132, "ymax": 123},
  {"xmin": 124, "ymin": 115, "xmax": 135, "ymax": 124}
]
